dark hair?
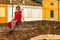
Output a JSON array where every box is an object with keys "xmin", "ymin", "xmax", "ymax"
[{"xmin": 16, "ymin": 6, "xmax": 20, "ymax": 9}]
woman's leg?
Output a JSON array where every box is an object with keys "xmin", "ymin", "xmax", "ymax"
[
  {"xmin": 13, "ymin": 20, "xmax": 17, "ymax": 29},
  {"xmin": 11, "ymin": 20, "xmax": 17, "ymax": 30},
  {"xmin": 9, "ymin": 20, "xmax": 17, "ymax": 33}
]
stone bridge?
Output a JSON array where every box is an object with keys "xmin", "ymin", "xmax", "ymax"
[{"xmin": 0, "ymin": 20, "xmax": 60, "ymax": 40}]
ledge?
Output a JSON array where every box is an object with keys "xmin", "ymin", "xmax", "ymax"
[{"xmin": 0, "ymin": 20, "xmax": 60, "ymax": 40}]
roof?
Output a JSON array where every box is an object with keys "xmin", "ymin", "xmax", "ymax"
[{"xmin": 0, "ymin": 0, "xmax": 42, "ymax": 6}]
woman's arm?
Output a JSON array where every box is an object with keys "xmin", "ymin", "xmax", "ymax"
[{"xmin": 22, "ymin": 14, "xmax": 25, "ymax": 22}]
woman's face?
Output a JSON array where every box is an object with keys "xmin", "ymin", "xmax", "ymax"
[{"xmin": 16, "ymin": 7, "xmax": 20, "ymax": 10}]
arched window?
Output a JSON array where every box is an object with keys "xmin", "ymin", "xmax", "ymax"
[{"xmin": 50, "ymin": 10, "xmax": 54, "ymax": 18}]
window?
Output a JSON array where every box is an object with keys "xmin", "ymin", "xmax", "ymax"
[
  {"xmin": 31, "ymin": 0, "xmax": 35, "ymax": 2},
  {"xmin": 36, "ymin": 0, "xmax": 42, "ymax": 4},
  {"xmin": 50, "ymin": 10, "xmax": 54, "ymax": 18},
  {"xmin": 51, "ymin": 3, "xmax": 54, "ymax": 6},
  {"xmin": 31, "ymin": 0, "xmax": 42, "ymax": 4},
  {"xmin": 0, "ymin": 7, "xmax": 6, "ymax": 17}
]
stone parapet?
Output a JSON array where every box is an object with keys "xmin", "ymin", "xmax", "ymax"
[{"xmin": 0, "ymin": 20, "xmax": 60, "ymax": 40}]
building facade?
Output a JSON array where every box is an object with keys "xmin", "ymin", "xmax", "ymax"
[
  {"xmin": 43, "ymin": 0, "xmax": 60, "ymax": 21},
  {"xmin": 0, "ymin": 0, "xmax": 60, "ymax": 23},
  {"xmin": 0, "ymin": 0, "xmax": 42, "ymax": 23}
]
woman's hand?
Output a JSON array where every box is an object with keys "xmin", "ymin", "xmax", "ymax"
[{"xmin": 23, "ymin": 18, "xmax": 25, "ymax": 22}]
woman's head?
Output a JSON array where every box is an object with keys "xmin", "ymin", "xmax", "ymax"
[{"xmin": 16, "ymin": 6, "xmax": 21, "ymax": 10}]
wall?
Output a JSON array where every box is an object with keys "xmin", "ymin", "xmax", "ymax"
[
  {"xmin": 0, "ymin": 4, "xmax": 8, "ymax": 23},
  {"xmin": 0, "ymin": 4, "xmax": 42, "ymax": 23},
  {"xmin": 0, "ymin": 20, "xmax": 60, "ymax": 40},
  {"xmin": 42, "ymin": 0, "xmax": 60, "ymax": 21},
  {"xmin": 8, "ymin": 5, "xmax": 42, "ymax": 22}
]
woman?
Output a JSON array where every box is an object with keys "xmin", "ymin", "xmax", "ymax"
[{"xmin": 8, "ymin": 6, "xmax": 24, "ymax": 32}]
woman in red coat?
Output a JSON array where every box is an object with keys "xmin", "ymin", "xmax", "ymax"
[{"xmin": 8, "ymin": 6, "xmax": 24, "ymax": 32}]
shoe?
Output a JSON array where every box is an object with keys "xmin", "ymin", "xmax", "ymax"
[{"xmin": 9, "ymin": 30, "xmax": 14, "ymax": 34}]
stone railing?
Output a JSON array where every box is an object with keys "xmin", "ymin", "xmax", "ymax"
[{"xmin": 0, "ymin": 20, "xmax": 60, "ymax": 40}]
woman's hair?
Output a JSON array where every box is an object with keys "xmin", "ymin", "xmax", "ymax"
[{"xmin": 16, "ymin": 6, "xmax": 21, "ymax": 9}]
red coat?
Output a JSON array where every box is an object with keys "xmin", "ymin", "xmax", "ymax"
[{"xmin": 8, "ymin": 10, "xmax": 22, "ymax": 28}]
